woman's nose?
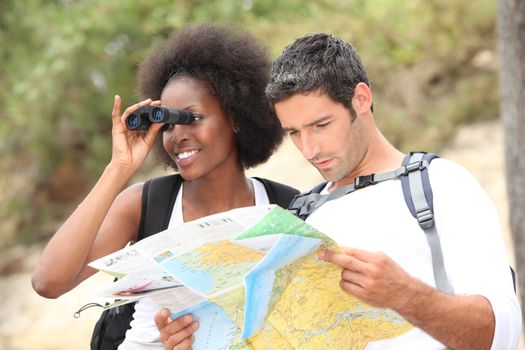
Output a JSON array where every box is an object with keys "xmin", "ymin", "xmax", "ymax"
[{"xmin": 165, "ymin": 124, "xmax": 191, "ymax": 144}]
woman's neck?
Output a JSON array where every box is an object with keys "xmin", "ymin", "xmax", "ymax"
[{"xmin": 181, "ymin": 170, "xmax": 254, "ymax": 221}]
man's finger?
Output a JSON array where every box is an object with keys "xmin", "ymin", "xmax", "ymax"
[
  {"xmin": 342, "ymin": 246, "xmax": 377, "ymax": 261},
  {"xmin": 341, "ymin": 268, "xmax": 362, "ymax": 283},
  {"xmin": 318, "ymin": 249, "xmax": 352, "ymax": 267},
  {"xmin": 340, "ymin": 279, "xmax": 364, "ymax": 296},
  {"xmin": 319, "ymin": 249, "xmax": 368, "ymax": 272}
]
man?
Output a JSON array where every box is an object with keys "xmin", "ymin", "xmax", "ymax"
[
  {"xmin": 264, "ymin": 33, "xmax": 521, "ymax": 349},
  {"xmin": 155, "ymin": 33, "xmax": 521, "ymax": 349}
]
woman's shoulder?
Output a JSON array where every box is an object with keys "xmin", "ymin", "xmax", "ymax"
[{"xmin": 252, "ymin": 177, "xmax": 299, "ymax": 207}]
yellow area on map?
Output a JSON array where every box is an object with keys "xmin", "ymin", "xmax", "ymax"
[
  {"xmin": 210, "ymin": 286, "xmax": 246, "ymax": 329},
  {"xmin": 247, "ymin": 253, "xmax": 413, "ymax": 350},
  {"xmin": 194, "ymin": 240, "xmax": 264, "ymax": 265},
  {"xmin": 175, "ymin": 240, "xmax": 265, "ymax": 294}
]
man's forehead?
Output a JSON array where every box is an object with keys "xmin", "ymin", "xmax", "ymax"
[{"xmin": 275, "ymin": 91, "xmax": 337, "ymax": 127}]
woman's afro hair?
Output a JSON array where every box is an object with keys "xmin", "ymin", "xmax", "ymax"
[{"xmin": 137, "ymin": 23, "xmax": 283, "ymax": 169}]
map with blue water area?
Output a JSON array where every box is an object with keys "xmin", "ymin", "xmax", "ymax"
[
  {"xmin": 162, "ymin": 206, "xmax": 414, "ymax": 350},
  {"xmin": 160, "ymin": 240, "xmax": 263, "ymax": 296}
]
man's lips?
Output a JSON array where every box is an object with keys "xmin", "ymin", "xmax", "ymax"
[{"xmin": 313, "ymin": 158, "xmax": 333, "ymax": 170}]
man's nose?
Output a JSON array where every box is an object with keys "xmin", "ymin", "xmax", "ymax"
[{"xmin": 299, "ymin": 133, "xmax": 320, "ymax": 161}]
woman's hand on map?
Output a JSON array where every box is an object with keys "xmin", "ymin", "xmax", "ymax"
[{"xmin": 155, "ymin": 308, "xmax": 199, "ymax": 350}]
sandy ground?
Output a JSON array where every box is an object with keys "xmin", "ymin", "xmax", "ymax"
[{"xmin": 0, "ymin": 120, "xmax": 522, "ymax": 349}]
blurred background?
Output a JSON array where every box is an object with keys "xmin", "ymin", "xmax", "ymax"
[{"xmin": 0, "ymin": 0, "xmax": 523, "ymax": 349}]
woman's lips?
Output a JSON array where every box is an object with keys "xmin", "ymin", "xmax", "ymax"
[{"xmin": 175, "ymin": 149, "xmax": 200, "ymax": 167}]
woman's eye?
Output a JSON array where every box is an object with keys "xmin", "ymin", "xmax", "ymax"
[{"xmin": 193, "ymin": 115, "xmax": 203, "ymax": 122}]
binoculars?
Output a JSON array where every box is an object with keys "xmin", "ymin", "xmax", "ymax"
[{"xmin": 126, "ymin": 106, "xmax": 199, "ymax": 131}]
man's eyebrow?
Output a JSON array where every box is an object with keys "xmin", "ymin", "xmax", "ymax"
[
  {"xmin": 304, "ymin": 115, "xmax": 332, "ymax": 127},
  {"xmin": 282, "ymin": 115, "xmax": 332, "ymax": 133}
]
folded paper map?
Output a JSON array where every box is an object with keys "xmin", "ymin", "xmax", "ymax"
[{"xmin": 89, "ymin": 205, "xmax": 412, "ymax": 349}]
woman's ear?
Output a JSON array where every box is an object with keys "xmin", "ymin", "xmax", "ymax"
[
  {"xmin": 230, "ymin": 115, "xmax": 239, "ymax": 134},
  {"xmin": 353, "ymin": 82, "xmax": 373, "ymax": 114}
]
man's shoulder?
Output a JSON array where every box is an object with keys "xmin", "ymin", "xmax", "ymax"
[
  {"xmin": 427, "ymin": 157, "xmax": 490, "ymax": 204},
  {"xmin": 427, "ymin": 157, "xmax": 478, "ymax": 182}
]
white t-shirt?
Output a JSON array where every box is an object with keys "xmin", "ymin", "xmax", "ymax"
[
  {"xmin": 306, "ymin": 158, "xmax": 521, "ymax": 350},
  {"xmin": 119, "ymin": 178, "xmax": 270, "ymax": 350}
]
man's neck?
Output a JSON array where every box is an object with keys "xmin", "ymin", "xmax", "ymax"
[{"xmin": 332, "ymin": 128, "xmax": 404, "ymax": 191}]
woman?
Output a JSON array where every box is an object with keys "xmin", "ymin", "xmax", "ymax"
[{"xmin": 31, "ymin": 24, "xmax": 298, "ymax": 349}]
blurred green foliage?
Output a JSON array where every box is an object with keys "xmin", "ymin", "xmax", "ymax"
[{"xmin": 0, "ymin": 0, "xmax": 498, "ymax": 245}]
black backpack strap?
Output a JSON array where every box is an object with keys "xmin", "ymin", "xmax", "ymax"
[
  {"xmin": 287, "ymin": 182, "xmax": 326, "ymax": 220},
  {"xmin": 400, "ymin": 152, "xmax": 453, "ymax": 294},
  {"xmin": 91, "ymin": 174, "xmax": 183, "ymax": 350},
  {"xmin": 253, "ymin": 177, "xmax": 299, "ymax": 208},
  {"xmin": 139, "ymin": 174, "xmax": 183, "ymax": 240}
]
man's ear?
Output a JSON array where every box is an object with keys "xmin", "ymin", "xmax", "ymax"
[{"xmin": 353, "ymin": 82, "xmax": 373, "ymax": 114}]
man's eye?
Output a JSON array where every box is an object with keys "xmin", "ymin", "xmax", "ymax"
[
  {"xmin": 288, "ymin": 130, "xmax": 298, "ymax": 136},
  {"xmin": 317, "ymin": 122, "xmax": 329, "ymax": 128}
]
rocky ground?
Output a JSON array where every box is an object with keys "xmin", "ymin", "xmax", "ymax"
[{"xmin": 0, "ymin": 120, "xmax": 522, "ymax": 349}]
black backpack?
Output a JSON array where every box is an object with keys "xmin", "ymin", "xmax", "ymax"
[{"xmin": 90, "ymin": 174, "xmax": 299, "ymax": 350}]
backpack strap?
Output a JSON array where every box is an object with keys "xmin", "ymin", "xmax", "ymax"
[
  {"xmin": 400, "ymin": 152, "xmax": 454, "ymax": 294},
  {"xmin": 91, "ymin": 174, "xmax": 183, "ymax": 350},
  {"xmin": 288, "ymin": 166, "xmax": 412, "ymax": 220},
  {"xmin": 138, "ymin": 174, "xmax": 183, "ymax": 240},
  {"xmin": 253, "ymin": 177, "xmax": 299, "ymax": 208},
  {"xmin": 288, "ymin": 152, "xmax": 454, "ymax": 294}
]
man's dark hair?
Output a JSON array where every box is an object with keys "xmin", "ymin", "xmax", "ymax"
[
  {"xmin": 266, "ymin": 33, "xmax": 372, "ymax": 120},
  {"xmin": 137, "ymin": 24, "xmax": 283, "ymax": 169}
]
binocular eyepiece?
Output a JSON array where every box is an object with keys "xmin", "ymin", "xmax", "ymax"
[{"xmin": 126, "ymin": 106, "xmax": 198, "ymax": 131}]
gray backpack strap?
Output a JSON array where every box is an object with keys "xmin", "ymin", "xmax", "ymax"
[
  {"xmin": 289, "ymin": 163, "xmax": 421, "ymax": 220},
  {"xmin": 401, "ymin": 152, "xmax": 454, "ymax": 294},
  {"xmin": 288, "ymin": 167, "xmax": 411, "ymax": 220}
]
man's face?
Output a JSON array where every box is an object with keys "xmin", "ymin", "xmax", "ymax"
[{"xmin": 275, "ymin": 91, "xmax": 369, "ymax": 187}]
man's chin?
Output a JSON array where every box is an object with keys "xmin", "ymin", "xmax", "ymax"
[{"xmin": 316, "ymin": 167, "xmax": 337, "ymax": 183}]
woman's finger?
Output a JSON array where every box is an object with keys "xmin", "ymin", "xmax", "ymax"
[
  {"xmin": 112, "ymin": 95, "xmax": 122, "ymax": 125},
  {"xmin": 165, "ymin": 320, "xmax": 199, "ymax": 349},
  {"xmin": 144, "ymin": 122, "xmax": 164, "ymax": 147}
]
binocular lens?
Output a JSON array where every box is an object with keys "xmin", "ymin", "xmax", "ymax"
[
  {"xmin": 151, "ymin": 108, "xmax": 165, "ymax": 122},
  {"xmin": 126, "ymin": 114, "xmax": 140, "ymax": 129}
]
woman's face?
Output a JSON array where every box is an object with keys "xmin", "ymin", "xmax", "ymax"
[{"xmin": 160, "ymin": 76, "xmax": 238, "ymax": 181}]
